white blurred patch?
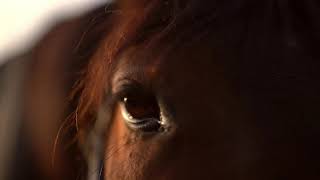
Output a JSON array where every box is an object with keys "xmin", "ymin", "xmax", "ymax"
[{"xmin": 0, "ymin": 0, "xmax": 109, "ymax": 64}]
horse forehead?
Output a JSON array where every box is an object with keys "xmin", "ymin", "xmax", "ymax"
[
  {"xmin": 114, "ymin": 42, "xmax": 224, "ymax": 90},
  {"xmin": 115, "ymin": 42, "xmax": 223, "ymax": 90},
  {"xmin": 157, "ymin": 43, "xmax": 225, "ymax": 91}
]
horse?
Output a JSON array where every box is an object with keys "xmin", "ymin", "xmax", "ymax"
[{"xmin": 3, "ymin": 0, "xmax": 320, "ymax": 179}]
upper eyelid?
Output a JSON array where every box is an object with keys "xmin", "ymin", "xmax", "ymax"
[
  {"xmin": 117, "ymin": 77, "xmax": 142, "ymax": 87},
  {"xmin": 113, "ymin": 77, "xmax": 141, "ymax": 91},
  {"xmin": 112, "ymin": 65, "xmax": 152, "ymax": 92},
  {"xmin": 112, "ymin": 78, "xmax": 146, "ymax": 99}
]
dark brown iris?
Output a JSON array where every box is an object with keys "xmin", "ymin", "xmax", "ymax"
[
  {"xmin": 122, "ymin": 92, "xmax": 162, "ymax": 132},
  {"xmin": 123, "ymin": 93, "xmax": 160, "ymax": 120}
]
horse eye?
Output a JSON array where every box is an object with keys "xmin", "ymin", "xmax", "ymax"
[{"xmin": 120, "ymin": 93, "xmax": 162, "ymax": 133}]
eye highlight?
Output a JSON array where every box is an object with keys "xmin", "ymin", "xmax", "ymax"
[{"xmin": 116, "ymin": 84, "xmax": 163, "ymax": 133}]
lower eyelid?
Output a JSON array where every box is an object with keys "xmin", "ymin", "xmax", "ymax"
[
  {"xmin": 119, "ymin": 102, "xmax": 157, "ymax": 123},
  {"xmin": 119, "ymin": 102, "xmax": 163, "ymax": 132}
]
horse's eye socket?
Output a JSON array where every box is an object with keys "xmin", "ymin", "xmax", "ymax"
[{"xmin": 120, "ymin": 93, "xmax": 162, "ymax": 132}]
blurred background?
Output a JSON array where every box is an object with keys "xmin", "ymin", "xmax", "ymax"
[
  {"xmin": 0, "ymin": 1, "xmax": 108, "ymax": 179},
  {"xmin": 0, "ymin": 0, "xmax": 106, "ymax": 64}
]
